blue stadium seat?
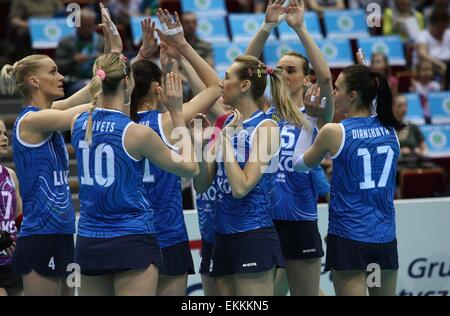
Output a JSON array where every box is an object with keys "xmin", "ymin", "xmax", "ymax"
[
  {"xmin": 357, "ymin": 35, "xmax": 406, "ymax": 66},
  {"xmin": 180, "ymin": 0, "xmax": 227, "ymax": 16},
  {"xmin": 263, "ymin": 41, "xmax": 306, "ymax": 67},
  {"xmin": 277, "ymin": 12, "xmax": 323, "ymax": 41},
  {"xmin": 420, "ymin": 124, "xmax": 450, "ymax": 157},
  {"xmin": 404, "ymin": 93, "xmax": 425, "ymax": 125},
  {"xmin": 229, "ymin": 14, "xmax": 277, "ymax": 43},
  {"xmin": 323, "ymin": 9, "xmax": 369, "ymax": 39},
  {"xmin": 429, "ymin": 91, "xmax": 450, "ymax": 125},
  {"xmin": 29, "ymin": 18, "xmax": 75, "ymax": 49},
  {"xmin": 212, "ymin": 41, "xmax": 248, "ymax": 72},
  {"xmin": 197, "ymin": 16, "xmax": 229, "ymax": 43},
  {"xmin": 315, "ymin": 39, "xmax": 353, "ymax": 68}
]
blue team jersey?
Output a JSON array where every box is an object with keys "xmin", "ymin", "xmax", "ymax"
[
  {"xmin": 329, "ymin": 116, "xmax": 400, "ymax": 243},
  {"xmin": 214, "ymin": 110, "xmax": 276, "ymax": 234},
  {"xmin": 195, "ymin": 179, "xmax": 217, "ymax": 243},
  {"xmin": 266, "ymin": 107, "xmax": 319, "ymax": 221},
  {"xmin": 12, "ymin": 106, "xmax": 75, "ymax": 236},
  {"xmin": 71, "ymin": 109, "xmax": 154, "ymax": 238},
  {"xmin": 136, "ymin": 110, "xmax": 188, "ymax": 248}
]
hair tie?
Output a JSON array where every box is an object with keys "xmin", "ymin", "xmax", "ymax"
[
  {"xmin": 257, "ymin": 69, "xmax": 262, "ymax": 78},
  {"xmin": 266, "ymin": 66, "xmax": 274, "ymax": 76},
  {"xmin": 248, "ymin": 68, "xmax": 253, "ymax": 77},
  {"xmin": 96, "ymin": 69, "xmax": 106, "ymax": 81}
]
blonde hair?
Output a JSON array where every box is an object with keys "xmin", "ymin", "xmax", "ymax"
[
  {"xmin": 234, "ymin": 55, "xmax": 310, "ymax": 130},
  {"xmin": 0, "ymin": 55, "xmax": 49, "ymax": 99},
  {"xmin": 85, "ymin": 52, "xmax": 131, "ymax": 145}
]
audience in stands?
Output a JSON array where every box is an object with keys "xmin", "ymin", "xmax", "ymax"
[
  {"xmin": 411, "ymin": 60, "xmax": 441, "ymax": 95},
  {"xmin": 9, "ymin": 0, "xmax": 63, "ymax": 59},
  {"xmin": 348, "ymin": 0, "xmax": 389, "ymax": 10},
  {"xmin": 55, "ymin": 7, "xmax": 104, "ymax": 96},
  {"xmin": 416, "ymin": 10, "xmax": 450, "ymax": 88},
  {"xmin": 236, "ymin": 0, "xmax": 267, "ymax": 13},
  {"xmin": 423, "ymin": 0, "xmax": 450, "ymax": 25},
  {"xmin": 383, "ymin": 0, "xmax": 425, "ymax": 42},
  {"xmin": 371, "ymin": 52, "xmax": 399, "ymax": 96},
  {"xmin": 140, "ymin": 0, "xmax": 160, "ymax": 16},
  {"xmin": 393, "ymin": 95, "xmax": 428, "ymax": 157},
  {"xmin": 181, "ymin": 12, "xmax": 214, "ymax": 67},
  {"xmin": 304, "ymin": 0, "xmax": 345, "ymax": 15}
]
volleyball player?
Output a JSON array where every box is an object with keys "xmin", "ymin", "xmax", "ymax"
[
  {"xmin": 293, "ymin": 64, "xmax": 404, "ymax": 296},
  {"xmin": 0, "ymin": 120, "xmax": 23, "ymax": 296},
  {"xmin": 245, "ymin": 0, "xmax": 334, "ymax": 295}
]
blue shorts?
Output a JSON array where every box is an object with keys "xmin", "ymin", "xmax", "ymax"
[
  {"xmin": 325, "ymin": 234, "xmax": 399, "ymax": 271},
  {"xmin": 0, "ymin": 265, "xmax": 23, "ymax": 289},
  {"xmin": 199, "ymin": 240, "xmax": 213, "ymax": 276},
  {"xmin": 75, "ymin": 234, "xmax": 162, "ymax": 276},
  {"xmin": 273, "ymin": 220, "xmax": 324, "ymax": 260},
  {"xmin": 210, "ymin": 226, "xmax": 285, "ymax": 277},
  {"xmin": 12, "ymin": 234, "xmax": 74, "ymax": 277},
  {"xmin": 159, "ymin": 241, "xmax": 195, "ymax": 276}
]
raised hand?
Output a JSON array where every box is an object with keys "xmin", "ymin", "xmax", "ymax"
[
  {"xmin": 285, "ymin": 0, "xmax": 305, "ymax": 30},
  {"xmin": 99, "ymin": 2, "xmax": 123, "ymax": 54},
  {"xmin": 304, "ymin": 83, "xmax": 324, "ymax": 118},
  {"xmin": 189, "ymin": 113, "xmax": 213, "ymax": 147},
  {"xmin": 160, "ymin": 72, "xmax": 183, "ymax": 113},
  {"xmin": 139, "ymin": 17, "xmax": 158, "ymax": 59},
  {"xmin": 356, "ymin": 48, "xmax": 367, "ymax": 65},
  {"xmin": 160, "ymin": 41, "xmax": 182, "ymax": 72},
  {"xmin": 156, "ymin": 9, "xmax": 187, "ymax": 49},
  {"xmin": 265, "ymin": 0, "xmax": 288, "ymax": 24}
]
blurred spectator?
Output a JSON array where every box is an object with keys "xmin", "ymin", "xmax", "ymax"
[
  {"xmin": 371, "ymin": 52, "xmax": 399, "ymax": 96},
  {"xmin": 304, "ymin": 0, "xmax": 345, "ymax": 15},
  {"xmin": 55, "ymin": 7, "xmax": 104, "ymax": 96},
  {"xmin": 383, "ymin": 0, "xmax": 425, "ymax": 42},
  {"xmin": 181, "ymin": 12, "xmax": 214, "ymax": 67},
  {"xmin": 140, "ymin": 0, "xmax": 160, "ymax": 16},
  {"xmin": 393, "ymin": 94, "xmax": 427, "ymax": 156},
  {"xmin": 236, "ymin": 0, "xmax": 267, "ymax": 13},
  {"xmin": 411, "ymin": 60, "xmax": 441, "ymax": 96},
  {"xmin": 348, "ymin": 0, "xmax": 388, "ymax": 11},
  {"xmin": 423, "ymin": 0, "xmax": 450, "ymax": 25},
  {"xmin": 416, "ymin": 10, "xmax": 450, "ymax": 88},
  {"xmin": 410, "ymin": 60, "xmax": 441, "ymax": 123},
  {"xmin": 9, "ymin": 0, "xmax": 63, "ymax": 59},
  {"xmin": 108, "ymin": 0, "xmax": 142, "ymax": 25}
]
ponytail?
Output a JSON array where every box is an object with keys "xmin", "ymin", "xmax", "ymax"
[
  {"xmin": 341, "ymin": 64, "xmax": 406, "ymax": 132},
  {"xmin": 372, "ymin": 72, "xmax": 406, "ymax": 132},
  {"xmin": 234, "ymin": 55, "xmax": 310, "ymax": 130},
  {"xmin": 0, "ymin": 55, "xmax": 48, "ymax": 99},
  {"xmin": 269, "ymin": 70, "xmax": 311, "ymax": 131}
]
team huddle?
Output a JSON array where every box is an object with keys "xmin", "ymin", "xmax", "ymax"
[{"xmin": 0, "ymin": 0, "xmax": 403, "ymax": 296}]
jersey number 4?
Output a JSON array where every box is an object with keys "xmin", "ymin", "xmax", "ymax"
[{"xmin": 358, "ymin": 146, "xmax": 394, "ymax": 190}]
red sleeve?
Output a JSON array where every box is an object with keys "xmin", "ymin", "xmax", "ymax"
[{"xmin": 210, "ymin": 113, "xmax": 231, "ymax": 143}]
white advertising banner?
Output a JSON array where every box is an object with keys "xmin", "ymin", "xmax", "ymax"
[{"xmin": 184, "ymin": 197, "xmax": 450, "ymax": 296}]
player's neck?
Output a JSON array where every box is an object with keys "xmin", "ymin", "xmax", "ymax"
[{"xmin": 234, "ymin": 97, "xmax": 260, "ymax": 120}]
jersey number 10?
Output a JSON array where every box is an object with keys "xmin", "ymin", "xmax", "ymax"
[
  {"xmin": 79, "ymin": 141, "xmax": 115, "ymax": 187},
  {"xmin": 358, "ymin": 146, "xmax": 394, "ymax": 190}
]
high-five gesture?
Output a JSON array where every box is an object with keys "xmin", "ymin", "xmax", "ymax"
[
  {"xmin": 139, "ymin": 17, "xmax": 158, "ymax": 59},
  {"xmin": 156, "ymin": 9, "xmax": 187, "ymax": 49},
  {"xmin": 99, "ymin": 2, "xmax": 122, "ymax": 54},
  {"xmin": 160, "ymin": 72, "xmax": 183, "ymax": 113},
  {"xmin": 285, "ymin": 0, "xmax": 305, "ymax": 30}
]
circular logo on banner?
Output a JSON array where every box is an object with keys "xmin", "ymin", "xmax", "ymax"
[
  {"xmin": 372, "ymin": 41, "xmax": 390, "ymax": 56},
  {"xmin": 226, "ymin": 46, "xmax": 242, "ymax": 62},
  {"xmin": 244, "ymin": 19, "xmax": 259, "ymax": 34},
  {"xmin": 337, "ymin": 15, "xmax": 354, "ymax": 32},
  {"xmin": 44, "ymin": 23, "xmax": 61, "ymax": 40},
  {"xmin": 198, "ymin": 20, "xmax": 213, "ymax": 36},
  {"xmin": 195, "ymin": 0, "xmax": 211, "ymax": 10},
  {"xmin": 442, "ymin": 96, "xmax": 450, "ymax": 115},
  {"xmin": 322, "ymin": 43, "xmax": 338, "ymax": 60},
  {"xmin": 277, "ymin": 44, "xmax": 293, "ymax": 58},
  {"xmin": 429, "ymin": 129, "xmax": 447, "ymax": 149}
]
